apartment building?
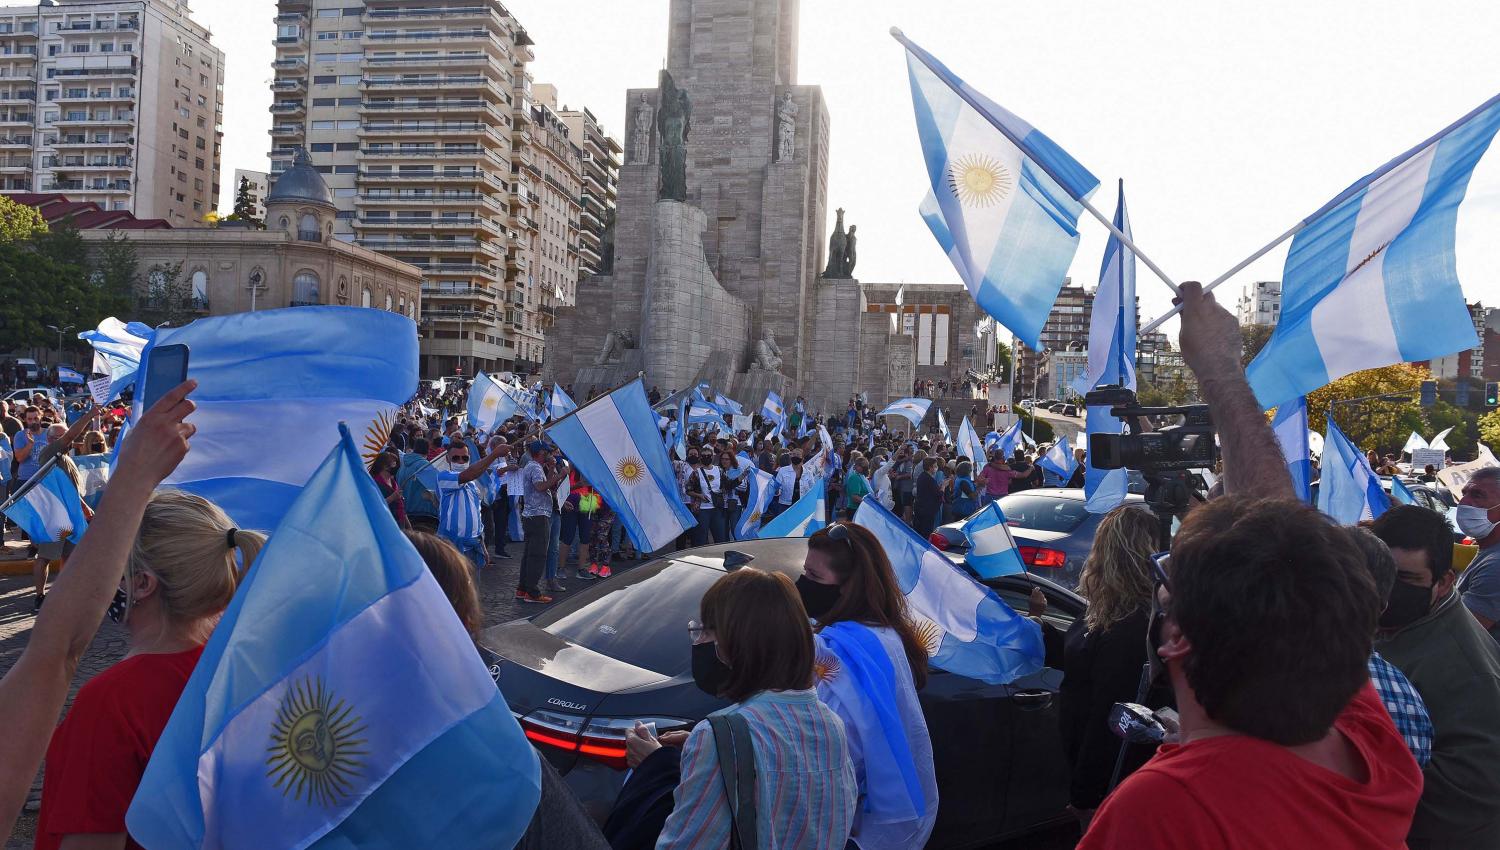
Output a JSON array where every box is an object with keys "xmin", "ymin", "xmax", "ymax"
[
  {"xmin": 557, "ymin": 103, "xmax": 618, "ymax": 279},
  {"xmin": 1236, "ymin": 280, "xmax": 1281, "ymax": 327},
  {"xmin": 232, "ymin": 167, "xmax": 269, "ymax": 219},
  {"xmin": 0, "ymin": 0, "xmax": 222, "ymax": 224},
  {"xmin": 1013, "ymin": 279, "xmax": 1085, "ymax": 398},
  {"xmin": 518, "ymin": 82, "xmax": 579, "ymax": 369},
  {"xmin": 269, "ymin": 0, "xmax": 539, "ymax": 377}
]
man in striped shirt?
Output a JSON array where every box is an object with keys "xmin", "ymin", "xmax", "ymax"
[{"xmin": 437, "ymin": 439, "xmax": 509, "ymax": 570}]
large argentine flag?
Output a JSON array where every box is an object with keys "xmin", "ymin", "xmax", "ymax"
[
  {"xmin": 762, "ymin": 391, "xmax": 787, "ymax": 427},
  {"xmin": 961, "ymin": 501, "xmax": 1027, "ymax": 579},
  {"xmin": 854, "ymin": 499, "xmax": 1044, "ymax": 684},
  {"xmin": 880, "ymin": 397, "xmax": 932, "ymax": 428},
  {"xmin": 1272, "ymin": 396, "xmax": 1313, "ymax": 502},
  {"xmin": 138, "ymin": 307, "xmax": 417, "ymax": 532},
  {"xmin": 957, "ymin": 415, "xmax": 987, "ymax": 465},
  {"xmin": 736, "ymin": 466, "xmax": 776, "ymax": 539},
  {"xmin": 127, "ymin": 425, "xmax": 540, "ymax": 850},
  {"xmin": 1038, "ymin": 435, "xmax": 1078, "ymax": 480},
  {"xmin": 469, "ymin": 372, "xmax": 525, "ymax": 433},
  {"xmin": 2, "ymin": 464, "xmax": 87, "ymax": 544},
  {"xmin": 78, "ymin": 316, "xmax": 154, "ymax": 401},
  {"xmin": 1075, "ymin": 183, "xmax": 1137, "ymax": 514},
  {"xmin": 1247, "ymin": 94, "xmax": 1500, "ymax": 410},
  {"xmin": 896, "ymin": 29, "xmax": 1098, "ymax": 351},
  {"xmin": 996, "ymin": 420, "xmax": 1024, "ymax": 459},
  {"xmin": 549, "ymin": 384, "xmax": 578, "ymax": 421},
  {"xmin": 1318, "ymin": 416, "xmax": 1390, "ymax": 524},
  {"xmin": 758, "ymin": 477, "xmax": 827, "ymax": 539},
  {"xmin": 546, "ymin": 379, "xmax": 696, "ymax": 553}
]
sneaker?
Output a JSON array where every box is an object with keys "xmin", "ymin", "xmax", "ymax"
[
  {"xmin": 575, "ymin": 568, "xmax": 595, "ymax": 581},
  {"xmin": 520, "ymin": 591, "xmax": 553, "ymax": 604},
  {"xmin": 597, "ymin": 565, "xmax": 612, "ymax": 579},
  {"xmin": 514, "ymin": 589, "xmax": 527, "ymax": 600},
  {"xmin": 33, "ymin": 593, "xmax": 44, "ymax": 613},
  {"xmin": 546, "ymin": 579, "xmax": 566, "ymax": 593}
]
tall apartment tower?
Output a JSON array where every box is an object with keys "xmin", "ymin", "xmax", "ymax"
[
  {"xmin": 1235, "ymin": 280, "xmax": 1281, "ymax": 327},
  {"xmin": 522, "ymin": 82, "xmax": 580, "ymax": 368},
  {"xmin": 0, "ymin": 0, "xmax": 223, "ymax": 224},
  {"xmin": 269, "ymin": 0, "xmax": 537, "ymax": 377},
  {"xmin": 556, "ymin": 103, "xmax": 620, "ymax": 281}
]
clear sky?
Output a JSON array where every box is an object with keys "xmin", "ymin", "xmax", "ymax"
[{"xmin": 202, "ymin": 0, "xmax": 1500, "ymax": 341}]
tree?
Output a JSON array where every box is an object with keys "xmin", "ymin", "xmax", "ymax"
[
  {"xmin": 1478, "ymin": 408, "xmax": 1500, "ymax": 452},
  {"xmin": 1307, "ymin": 364, "xmax": 1428, "ymax": 455},
  {"xmin": 96, "ymin": 230, "xmax": 140, "ymax": 318},
  {"xmin": 994, "ymin": 339, "xmax": 1012, "ymax": 384},
  {"xmin": 224, "ymin": 175, "xmax": 264, "ymax": 229},
  {"xmin": 1240, "ymin": 324, "xmax": 1275, "ymax": 366},
  {"xmin": 1136, "ymin": 380, "xmax": 1170, "ymax": 407},
  {"xmin": 33, "ymin": 214, "xmax": 85, "ymax": 268},
  {"xmin": 0, "ymin": 241, "xmax": 98, "ymax": 352},
  {"xmin": 0, "ymin": 195, "xmax": 45, "ymax": 243},
  {"xmin": 1425, "ymin": 400, "xmax": 1479, "ymax": 460},
  {"xmin": 140, "ymin": 261, "xmax": 189, "ymax": 327}
]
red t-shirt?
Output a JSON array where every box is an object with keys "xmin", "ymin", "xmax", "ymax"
[
  {"xmin": 37, "ymin": 646, "xmax": 204, "ymax": 850},
  {"xmin": 1079, "ymin": 683, "xmax": 1422, "ymax": 850}
]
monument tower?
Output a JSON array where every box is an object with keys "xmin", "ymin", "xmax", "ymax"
[{"xmin": 546, "ymin": 0, "xmax": 833, "ymax": 402}]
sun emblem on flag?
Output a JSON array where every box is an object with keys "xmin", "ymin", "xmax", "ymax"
[
  {"xmin": 947, "ymin": 154, "xmax": 1013, "ymax": 208},
  {"xmin": 813, "ymin": 650, "xmax": 843, "ymax": 684},
  {"xmin": 360, "ymin": 408, "xmax": 396, "ymax": 465},
  {"xmin": 614, "ymin": 456, "xmax": 646, "ymax": 487},
  {"xmin": 266, "ymin": 677, "xmax": 368, "ymax": 806},
  {"xmin": 912, "ymin": 616, "xmax": 943, "ymax": 657},
  {"xmin": 746, "ymin": 510, "xmax": 761, "ymax": 524}
]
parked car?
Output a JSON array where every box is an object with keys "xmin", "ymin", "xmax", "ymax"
[
  {"xmin": 1, "ymin": 357, "xmax": 42, "ymax": 384},
  {"xmin": 3, "ymin": 386, "xmax": 63, "ymax": 407},
  {"xmin": 1061, "ymin": 404, "xmax": 1079, "ymax": 417},
  {"xmin": 479, "ymin": 538, "xmax": 1085, "ymax": 848},
  {"xmin": 930, "ymin": 489, "xmax": 1150, "ymax": 589}
]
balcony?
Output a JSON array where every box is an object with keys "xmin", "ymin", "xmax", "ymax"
[
  {"xmin": 53, "ymin": 136, "xmax": 128, "ymax": 148},
  {"xmin": 364, "ymin": 29, "xmax": 495, "ymax": 47},
  {"xmin": 0, "ymin": 157, "xmax": 28, "ymax": 171},
  {"xmin": 361, "ymin": 54, "xmax": 489, "ymax": 71},
  {"xmin": 358, "ymin": 168, "xmax": 496, "ymax": 185},
  {"xmin": 54, "ymin": 114, "xmax": 133, "ymax": 127},
  {"xmin": 0, "ymin": 136, "xmax": 28, "ymax": 148},
  {"xmin": 364, "ymin": 7, "xmax": 491, "ymax": 22},
  {"xmin": 359, "ymin": 121, "xmax": 498, "ymax": 139},
  {"xmin": 274, "ymin": 12, "xmax": 308, "ymax": 24},
  {"xmin": 421, "ymin": 282, "xmax": 500, "ymax": 299},
  {"xmin": 362, "ymin": 73, "xmax": 490, "ymax": 92},
  {"xmin": 271, "ymin": 56, "xmax": 307, "ymax": 70},
  {"xmin": 0, "ymin": 114, "xmax": 30, "ymax": 125},
  {"xmin": 356, "ymin": 190, "xmax": 499, "ymax": 207},
  {"xmin": 422, "ymin": 306, "xmax": 503, "ymax": 324},
  {"xmin": 357, "ymin": 236, "xmax": 496, "ymax": 253},
  {"xmin": 269, "ymin": 101, "xmax": 304, "ymax": 116},
  {"xmin": 269, "ymin": 124, "xmax": 304, "ymax": 138},
  {"xmin": 270, "ymin": 79, "xmax": 304, "ymax": 93},
  {"xmin": 416, "ymin": 263, "xmax": 500, "ymax": 281}
]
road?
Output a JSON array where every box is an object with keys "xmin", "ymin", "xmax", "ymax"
[{"xmin": 1028, "ymin": 406, "xmax": 1084, "ymax": 444}]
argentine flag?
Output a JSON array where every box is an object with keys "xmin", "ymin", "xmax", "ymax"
[
  {"xmin": 957, "ymin": 415, "xmax": 987, "ymax": 465},
  {"xmin": 2, "ymin": 464, "xmax": 87, "ymax": 544},
  {"xmin": 1392, "ymin": 476, "xmax": 1418, "ymax": 506},
  {"xmin": 1247, "ymin": 94, "xmax": 1500, "ymax": 410},
  {"xmin": 736, "ymin": 466, "xmax": 776, "ymax": 540},
  {"xmin": 996, "ymin": 420, "xmax": 1024, "ymax": 460},
  {"xmin": 936, "ymin": 407, "xmax": 951, "ymax": 441},
  {"xmin": 1318, "ymin": 416, "xmax": 1390, "ymax": 525},
  {"xmin": 715, "ymin": 393, "xmax": 744, "ymax": 416},
  {"xmin": 468, "ymin": 371, "xmax": 525, "ymax": 433},
  {"xmin": 78, "ymin": 316, "xmax": 153, "ymax": 401},
  {"xmin": 880, "ymin": 397, "xmax": 932, "ymax": 428},
  {"xmin": 73, "ymin": 453, "xmax": 111, "ymax": 509},
  {"xmin": 546, "ymin": 379, "xmax": 696, "ymax": 553},
  {"xmin": 1038, "ymin": 435, "xmax": 1078, "ymax": 481},
  {"xmin": 961, "ymin": 501, "xmax": 1028, "ymax": 579},
  {"xmin": 896, "ymin": 29, "xmax": 1097, "ymax": 351},
  {"xmin": 127, "ymin": 425, "xmax": 540, "ymax": 849},
  {"xmin": 1075, "ymin": 183, "xmax": 1137, "ymax": 514},
  {"xmin": 138, "ymin": 307, "xmax": 417, "ymax": 532},
  {"xmin": 854, "ymin": 499, "xmax": 1044, "ymax": 684},
  {"xmin": 549, "ymin": 384, "xmax": 578, "ymax": 421},
  {"xmin": 1271, "ymin": 396, "xmax": 1313, "ymax": 502},
  {"xmin": 762, "ymin": 391, "xmax": 787, "ymax": 427},
  {"xmin": 758, "ymin": 477, "xmax": 826, "ymax": 538}
]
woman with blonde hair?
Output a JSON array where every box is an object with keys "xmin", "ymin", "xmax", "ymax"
[{"xmin": 36, "ymin": 490, "xmax": 265, "ymax": 850}]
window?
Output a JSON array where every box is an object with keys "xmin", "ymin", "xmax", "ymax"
[
  {"xmin": 336, "ymin": 97, "xmax": 359, "ymax": 107},
  {"xmin": 298, "ymin": 213, "xmax": 319, "ymax": 240},
  {"xmin": 338, "ymin": 74, "xmax": 359, "ymax": 85},
  {"xmin": 190, "ymin": 269, "xmax": 207, "ymax": 301},
  {"xmin": 315, "ymin": 8, "xmax": 340, "ymax": 17},
  {"xmin": 313, "ymin": 75, "xmax": 336, "ymax": 85},
  {"xmin": 310, "ymin": 142, "xmax": 333, "ymax": 152},
  {"xmin": 335, "ymin": 142, "xmax": 357, "ymax": 151},
  {"xmin": 292, "ymin": 271, "xmax": 320, "ymax": 304},
  {"xmin": 333, "ymin": 165, "xmax": 356, "ymax": 174},
  {"xmin": 361, "ymin": 288, "xmax": 371, "ymax": 308},
  {"xmin": 385, "ymin": 293, "xmax": 392, "ymax": 311},
  {"xmin": 312, "ymin": 97, "xmax": 335, "ymax": 107},
  {"xmin": 335, "ymin": 120, "xmax": 358, "ymax": 130},
  {"xmin": 311, "ymin": 120, "xmax": 334, "ymax": 130}
]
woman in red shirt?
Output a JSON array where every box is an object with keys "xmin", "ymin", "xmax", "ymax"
[{"xmin": 36, "ymin": 491, "xmax": 266, "ymax": 850}]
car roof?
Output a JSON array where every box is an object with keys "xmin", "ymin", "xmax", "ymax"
[{"xmin": 1002, "ymin": 488, "xmax": 1145, "ymax": 504}]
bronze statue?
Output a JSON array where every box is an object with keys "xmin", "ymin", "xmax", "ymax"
[
  {"xmin": 656, "ymin": 70, "xmax": 690, "ymax": 201},
  {"xmin": 844, "ymin": 224, "xmax": 857, "ymax": 277},
  {"xmin": 823, "ymin": 208, "xmax": 847, "ymax": 277}
]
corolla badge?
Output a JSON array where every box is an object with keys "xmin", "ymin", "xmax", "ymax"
[{"xmin": 547, "ymin": 697, "xmax": 588, "ymax": 711}]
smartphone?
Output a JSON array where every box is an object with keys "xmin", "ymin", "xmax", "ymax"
[{"xmin": 139, "ymin": 343, "xmax": 189, "ymax": 413}]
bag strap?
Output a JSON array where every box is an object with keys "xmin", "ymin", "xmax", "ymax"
[{"xmin": 708, "ymin": 713, "xmax": 759, "ymax": 850}]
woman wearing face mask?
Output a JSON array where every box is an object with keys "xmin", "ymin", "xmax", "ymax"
[
  {"xmin": 370, "ymin": 449, "xmax": 410, "ymax": 529},
  {"xmin": 35, "ymin": 491, "xmax": 265, "ymax": 850},
  {"xmin": 612, "ymin": 567, "xmax": 857, "ymax": 850},
  {"xmin": 800, "ymin": 522, "xmax": 939, "ymax": 850},
  {"xmin": 716, "ymin": 452, "xmax": 745, "ymax": 542}
]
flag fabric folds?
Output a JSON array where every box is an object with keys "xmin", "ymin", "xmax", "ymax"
[
  {"xmin": 853, "ymin": 499, "xmax": 1044, "ymax": 684},
  {"xmin": 936, "ymin": 408, "xmax": 951, "ymax": 442},
  {"xmin": 996, "ymin": 420, "xmax": 1024, "ymax": 459},
  {"xmin": 880, "ymin": 398, "xmax": 933, "ymax": 428},
  {"xmin": 1038, "ymin": 435, "xmax": 1077, "ymax": 481},
  {"xmin": 549, "ymin": 384, "xmax": 578, "ymax": 421},
  {"xmin": 546, "ymin": 379, "xmax": 696, "ymax": 553},
  {"xmin": 1076, "ymin": 182, "xmax": 1137, "ymax": 514},
  {"xmin": 1247, "ymin": 94, "xmax": 1500, "ymax": 410},
  {"xmin": 897, "ymin": 29, "xmax": 1098, "ymax": 351},
  {"xmin": 956, "ymin": 415, "xmax": 987, "ymax": 465},
  {"xmin": 714, "ymin": 393, "xmax": 744, "ymax": 416},
  {"xmin": 1402, "ymin": 431, "xmax": 1429, "ymax": 454},
  {"xmin": 758, "ymin": 477, "xmax": 827, "ymax": 538},
  {"xmin": 468, "ymin": 371, "xmax": 526, "ymax": 433},
  {"xmin": 736, "ymin": 467, "xmax": 776, "ymax": 540},
  {"xmin": 1318, "ymin": 416, "xmax": 1390, "ymax": 524},
  {"xmin": 961, "ymin": 501, "xmax": 1027, "ymax": 579},
  {"xmin": 2, "ymin": 463, "xmax": 87, "ymax": 544},
  {"xmin": 78, "ymin": 317, "xmax": 154, "ymax": 402},
  {"xmin": 137, "ymin": 306, "xmax": 418, "ymax": 532},
  {"xmin": 1392, "ymin": 476, "xmax": 1418, "ymax": 506},
  {"xmin": 126, "ymin": 425, "xmax": 540, "ymax": 850},
  {"xmin": 1429, "ymin": 427, "xmax": 1455, "ymax": 453},
  {"xmin": 762, "ymin": 391, "xmax": 787, "ymax": 428},
  {"xmin": 1271, "ymin": 396, "xmax": 1313, "ymax": 502}
]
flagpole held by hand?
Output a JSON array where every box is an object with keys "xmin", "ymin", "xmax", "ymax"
[{"xmin": 1138, "ymin": 219, "xmax": 1305, "ymax": 335}]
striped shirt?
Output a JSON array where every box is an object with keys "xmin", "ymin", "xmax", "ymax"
[
  {"xmin": 656, "ymin": 689, "xmax": 856, "ymax": 850},
  {"xmin": 436, "ymin": 470, "xmax": 483, "ymax": 542}
]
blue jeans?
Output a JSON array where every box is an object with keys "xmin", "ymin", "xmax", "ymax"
[
  {"xmin": 692, "ymin": 508, "xmax": 718, "ymax": 547},
  {"xmin": 545, "ymin": 511, "xmax": 562, "ymax": 581},
  {"xmin": 723, "ymin": 505, "xmax": 742, "ymax": 541},
  {"xmin": 445, "ymin": 535, "xmax": 487, "ymax": 572}
]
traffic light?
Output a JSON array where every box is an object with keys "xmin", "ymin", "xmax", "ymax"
[
  {"xmin": 1487, "ymin": 381, "xmax": 1499, "ymax": 408},
  {"xmin": 1420, "ymin": 380, "xmax": 1437, "ymax": 407}
]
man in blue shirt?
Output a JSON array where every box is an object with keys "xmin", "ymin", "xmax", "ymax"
[
  {"xmin": 518, "ymin": 441, "xmax": 569, "ymax": 603},
  {"xmin": 436, "ymin": 438, "xmax": 508, "ymax": 571}
]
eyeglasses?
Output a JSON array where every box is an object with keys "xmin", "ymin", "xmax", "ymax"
[
  {"xmin": 1149, "ymin": 551, "xmax": 1172, "ymax": 591},
  {"xmin": 687, "ymin": 619, "xmax": 714, "ymax": 645}
]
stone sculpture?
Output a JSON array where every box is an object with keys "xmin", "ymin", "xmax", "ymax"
[
  {"xmin": 822, "ymin": 209, "xmax": 857, "ymax": 278},
  {"xmin": 596, "ymin": 328, "xmax": 636, "ymax": 365},
  {"xmin": 656, "ymin": 70, "xmax": 691, "ymax": 201},
  {"xmin": 775, "ymin": 92, "xmax": 798, "ymax": 162},
  {"xmin": 843, "ymin": 224, "xmax": 857, "ymax": 277},
  {"xmin": 631, "ymin": 93, "xmax": 653, "ymax": 164},
  {"xmin": 752, "ymin": 330, "xmax": 784, "ymax": 372}
]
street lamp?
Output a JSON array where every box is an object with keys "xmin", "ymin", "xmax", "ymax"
[{"xmin": 46, "ymin": 323, "xmax": 74, "ymax": 373}]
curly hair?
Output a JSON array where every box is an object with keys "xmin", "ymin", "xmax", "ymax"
[{"xmin": 1076, "ymin": 507, "xmax": 1159, "ymax": 633}]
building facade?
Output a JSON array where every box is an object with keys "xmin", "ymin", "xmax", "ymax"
[
  {"xmin": 557, "ymin": 103, "xmax": 619, "ymax": 280},
  {"xmin": 522, "ymin": 82, "xmax": 581, "ymax": 371},
  {"xmin": 0, "ymin": 0, "xmax": 223, "ymax": 224},
  {"xmin": 269, "ymin": 0, "xmax": 540, "ymax": 378},
  {"xmin": 1012, "ymin": 280, "xmax": 1085, "ymax": 399},
  {"xmin": 1236, "ymin": 280, "xmax": 1281, "ymax": 326},
  {"xmin": 1423, "ymin": 301, "xmax": 1486, "ymax": 381},
  {"xmin": 232, "ymin": 167, "xmax": 269, "ymax": 219}
]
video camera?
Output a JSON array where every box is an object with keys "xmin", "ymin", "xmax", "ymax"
[{"xmin": 1084, "ymin": 385, "xmax": 1218, "ymax": 474}]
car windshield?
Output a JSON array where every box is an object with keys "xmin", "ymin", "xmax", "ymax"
[
  {"xmin": 532, "ymin": 559, "xmax": 725, "ymax": 676},
  {"xmin": 990, "ymin": 493, "xmax": 1091, "ymax": 533}
]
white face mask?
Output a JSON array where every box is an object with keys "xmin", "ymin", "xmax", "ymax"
[
  {"xmin": 449, "ymin": 461, "xmax": 469, "ymax": 473},
  {"xmin": 1456, "ymin": 504, "xmax": 1497, "ymax": 540}
]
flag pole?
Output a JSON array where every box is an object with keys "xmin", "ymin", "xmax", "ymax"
[
  {"xmin": 1137, "ymin": 219, "xmax": 1305, "ymax": 335},
  {"xmin": 891, "ymin": 27, "xmax": 1180, "ymax": 297}
]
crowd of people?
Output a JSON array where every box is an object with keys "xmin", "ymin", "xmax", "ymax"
[{"xmin": 1, "ymin": 280, "xmax": 1498, "ymax": 849}]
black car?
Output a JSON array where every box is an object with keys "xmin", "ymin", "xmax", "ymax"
[{"xmin": 479, "ymin": 538, "xmax": 1086, "ymax": 848}]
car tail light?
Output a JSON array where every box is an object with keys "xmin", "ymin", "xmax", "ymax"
[
  {"xmin": 519, "ymin": 709, "xmax": 690, "ymax": 770},
  {"xmin": 1019, "ymin": 546, "xmax": 1067, "ymax": 568},
  {"xmin": 928, "ymin": 532, "xmax": 949, "ymax": 550}
]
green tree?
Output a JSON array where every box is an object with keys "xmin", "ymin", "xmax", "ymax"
[
  {"xmin": 993, "ymin": 339, "xmax": 1012, "ymax": 384},
  {"xmin": 33, "ymin": 214, "xmax": 85, "ymax": 267},
  {"xmin": 224, "ymin": 175, "xmax": 265, "ymax": 229},
  {"xmin": 1136, "ymin": 380, "xmax": 1170, "ymax": 407},
  {"xmin": 96, "ymin": 231, "xmax": 140, "ymax": 317},
  {"xmin": 0, "ymin": 196, "xmax": 45, "ymax": 243},
  {"xmin": 1014, "ymin": 410, "xmax": 1054, "ymax": 445},
  {"xmin": 140, "ymin": 261, "xmax": 189, "ymax": 327},
  {"xmin": 1240, "ymin": 323, "xmax": 1275, "ymax": 366},
  {"xmin": 0, "ymin": 241, "xmax": 97, "ymax": 351},
  {"xmin": 1307, "ymin": 364, "xmax": 1428, "ymax": 455},
  {"xmin": 1425, "ymin": 400, "xmax": 1479, "ymax": 460},
  {"xmin": 1479, "ymin": 408, "xmax": 1500, "ymax": 451}
]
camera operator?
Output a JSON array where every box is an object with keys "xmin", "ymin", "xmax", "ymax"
[{"xmin": 1079, "ymin": 282, "xmax": 1421, "ymax": 849}]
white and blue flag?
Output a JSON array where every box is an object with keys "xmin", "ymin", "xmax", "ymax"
[
  {"xmin": 468, "ymin": 371, "xmax": 526, "ymax": 433},
  {"xmin": 1075, "ymin": 182, "xmax": 1137, "ymax": 514},
  {"xmin": 854, "ymin": 499, "xmax": 1044, "ymax": 684},
  {"xmin": 762, "ymin": 391, "xmax": 787, "ymax": 428},
  {"xmin": 961, "ymin": 501, "xmax": 1027, "ymax": 579},
  {"xmin": 736, "ymin": 466, "xmax": 776, "ymax": 540},
  {"xmin": 549, "ymin": 384, "xmax": 577, "ymax": 421},
  {"xmin": 1038, "ymin": 435, "xmax": 1078, "ymax": 481},
  {"xmin": 73, "ymin": 453, "xmax": 111, "ymax": 509},
  {"xmin": 880, "ymin": 397, "xmax": 932, "ymax": 428},
  {"xmin": 896, "ymin": 29, "xmax": 1098, "ymax": 351},
  {"xmin": 137, "ymin": 307, "xmax": 417, "ymax": 532},
  {"xmin": 2, "ymin": 464, "xmax": 86, "ymax": 544},
  {"xmin": 78, "ymin": 316, "xmax": 153, "ymax": 401},
  {"xmin": 126, "ymin": 425, "xmax": 540, "ymax": 850},
  {"xmin": 996, "ymin": 420, "xmax": 1024, "ymax": 460},
  {"xmin": 1318, "ymin": 416, "xmax": 1389, "ymax": 524},
  {"xmin": 758, "ymin": 477, "xmax": 826, "ymax": 539},
  {"xmin": 1272, "ymin": 396, "xmax": 1313, "ymax": 502},
  {"xmin": 1392, "ymin": 476, "xmax": 1418, "ymax": 506},
  {"xmin": 715, "ymin": 393, "xmax": 744, "ymax": 416},
  {"xmin": 546, "ymin": 379, "xmax": 696, "ymax": 553},
  {"xmin": 957, "ymin": 415, "xmax": 987, "ymax": 465},
  {"xmin": 673, "ymin": 395, "xmax": 689, "ymax": 461},
  {"xmin": 55, "ymin": 365, "xmax": 85, "ymax": 385},
  {"xmin": 1247, "ymin": 94, "xmax": 1500, "ymax": 410},
  {"xmin": 936, "ymin": 407, "xmax": 950, "ymax": 442}
]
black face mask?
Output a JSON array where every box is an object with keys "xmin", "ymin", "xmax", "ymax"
[
  {"xmin": 796, "ymin": 574, "xmax": 842, "ymax": 621},
  {"xmin": 1380, "ymin": 580, "xmax": 1434, "ymax": 630},
  {"xmin": 691, "ymin": 641, "xmax": 732, "ymax": 698}
]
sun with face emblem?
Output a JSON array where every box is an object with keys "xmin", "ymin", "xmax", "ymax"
[
  {"xmin": 360, "ymin": 408, "xmax": 396, "ymax": 465},
  {"xmin": 266, "ymin": 677, "xmax": 368, "ymax": 806},
  {"xmin": 813, "ymin": 649, "xmax": 843, "ymax": 684},
  {"xmin": 614, "ymin": 456, "xmax": 646, "ymax": 487},
  {"xmin": 911, "ymin": 617, "xmax": 943, "ymax": 657},
  {"xmin": 947, "ymin": 153, "xmax": 1013, "ymax": 208}
]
